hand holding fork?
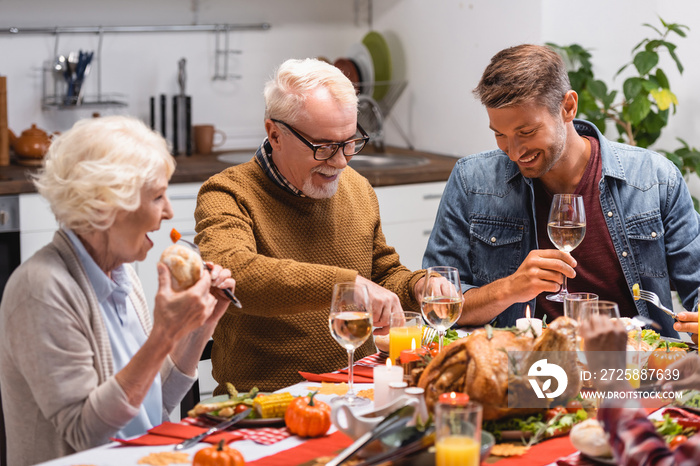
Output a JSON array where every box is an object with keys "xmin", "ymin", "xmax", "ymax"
[
  {"xmin": 170, "ymin": 229, "xmax": 242, "ymax": 308},
  {"xmin": 632, "ymin": 283, "xmax": 677, "ymax": 321}
]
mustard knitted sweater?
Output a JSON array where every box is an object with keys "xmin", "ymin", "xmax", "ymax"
[{"xmin": 195, "ymin": 160, "xmax": 423, "ymax": 392}]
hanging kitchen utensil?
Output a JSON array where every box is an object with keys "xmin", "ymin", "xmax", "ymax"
[
  {"xmin": 172, "ymin": 58, "xmax": 192, "ymax": 155},
  {"xmin": 75, "ymin": 51, "xmax": 94, "ymax": 105},
  {"xmin": 0, "ymin": 76, "xmax": 8, "ymax": 166}
]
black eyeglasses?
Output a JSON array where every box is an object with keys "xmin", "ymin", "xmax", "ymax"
[{"xmin": 271, "ymin": 119, "xmax": 370, "ymax": 161}]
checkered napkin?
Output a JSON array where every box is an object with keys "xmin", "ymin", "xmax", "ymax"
[
  {"xmin": 354, "ymin": 352, "xmax": 388, "ymax": 367},
  {"xmin": 236, "ymin": 427, "xmax": 291, "ymax": 445},
  {"xmin": 181, "ymin": 416, "xmax": 291, "ymax": 445}
]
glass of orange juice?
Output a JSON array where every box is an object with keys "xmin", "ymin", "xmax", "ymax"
[
  {"xmin": 388, "ymin": 311, "xmax": 423, "ymax": 364},
  {"xmin": 435, "ymin": 400, "xmax": 483, "ymax": 466}
]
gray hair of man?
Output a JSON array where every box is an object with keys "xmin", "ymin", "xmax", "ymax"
[
  {"xmin": 473, "ymin": 44, "xmax": 572, "ymax": 116},
  {"xmin": 263, "ymin": 58, "xmax": 358, "ymax": 124},
  {"xmin": 33, "ymin": 115, "xmax": 175, "ymax": 235}
]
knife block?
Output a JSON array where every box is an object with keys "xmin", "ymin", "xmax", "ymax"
[{"xmin": 0, "ymin": 76, "xmax": 8, "ymax": 166}]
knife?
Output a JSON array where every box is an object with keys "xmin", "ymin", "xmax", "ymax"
[{"xmin": 174, "ymin": 407, "xmax": 251, "ymax": 451}]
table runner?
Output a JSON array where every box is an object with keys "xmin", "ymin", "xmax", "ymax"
[{"xmin": 246, "ymin": 431, "xmax": 353, "ymax": 466}]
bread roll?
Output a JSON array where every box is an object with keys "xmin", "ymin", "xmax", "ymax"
[
  {"xmin": 569, "ymin": 419, "xmax": 613, "ymax": 458},
  {"xmin": 160, "ymin": 244, "xmax": 203, "ymax": 290}
]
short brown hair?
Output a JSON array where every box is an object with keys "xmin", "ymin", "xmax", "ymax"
[{"xmin": 473, "ymin": 44, "xmax": 571, "ymax": 114}]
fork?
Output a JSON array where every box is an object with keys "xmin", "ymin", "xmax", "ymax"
[
  {"xmin": 634, "ymin": 288, "xmax": 677, "ymax": 321},
  {"xmin": 421, "ymin": 327, "xmax": 438, "ymax": 347},
  {"xmin": 173, "ymin": 233, "xmax": 242, "ymax": 309}
]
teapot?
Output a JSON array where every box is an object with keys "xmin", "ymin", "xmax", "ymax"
[
  {"xmin": 330, "ymin": 395, "xmax": 419, "ymax": 441},
  {"xmin": 8, "ymin": 124, "xmax": 53, "ymax": 158}
]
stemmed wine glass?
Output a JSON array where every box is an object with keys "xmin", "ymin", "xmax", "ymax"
[
  {"xmin": 421, "ymin": 266, "xmax": 464, "ymax": 352},
  {"xmin": 546, "ymin": 193, "xmax": 586, "ymax": 302},
  {"xmin": 328, "ymin": 282, "xmax": 372, "ymax": 407}
]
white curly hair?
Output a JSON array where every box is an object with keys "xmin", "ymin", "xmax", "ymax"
[{"xmin": 33, "ymin": 115, "xmax": 175, "ymax": 234}]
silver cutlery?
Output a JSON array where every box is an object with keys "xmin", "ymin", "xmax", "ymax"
[
  {"xmin": 421, "ymin": 327, "xmax": 437, "ymax": 347},
  {"xmin": 174, "ymin": 233, "xmax": 242, "ymax": 309},
  {"xmin": 634, "ymin": 288, "xmax": 678, "ymax": 321},
  {"xmin": 326, "ymin": 404, "xmax": 416, "ymax": 466},
  {"xmin": 174, "ymin": 407, "xmax": 251, "ymax": 450}
]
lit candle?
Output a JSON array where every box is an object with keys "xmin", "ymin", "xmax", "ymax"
[
  {"xmin": 516, "ymin": 305, "xmax": 543, "ymax": 337},
  {"xmin": 438, "ymin": 391, "xmax": 470, "ymax": 406},
  {"xmin": 399, "ymin": 338, "xmax": 427, "ymax": 364},
  {"xmin": 373, "ymin": 358, "xmax": 404, "ymax": 408}
]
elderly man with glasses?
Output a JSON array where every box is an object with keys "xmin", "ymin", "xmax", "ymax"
[{"xmin": 195, "ymin": 58, "xmax": 427, "ymax": 393}]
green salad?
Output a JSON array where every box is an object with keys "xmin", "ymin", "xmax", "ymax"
[
  {"xmin": 636, "ymin": 329, "xmax": 689, "ymax": 349},
  {"xmin": 483, "ymin": 408, "xmax": 588, "ymax": 445},
  {"xmin": 429, "ymin": 328, "xmax": 461, "ymax": 346}
]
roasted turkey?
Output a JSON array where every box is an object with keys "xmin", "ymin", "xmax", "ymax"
[{"xmin": 418, "ymin": 316, "xmax": 581, "ymax": 420}]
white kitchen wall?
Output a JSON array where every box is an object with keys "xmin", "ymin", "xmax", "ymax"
[
  {"xmin": 3, "ymin": 0, "xmax": 700, "ymax": 160},
  {"xmin": 374, "ymin": 0, "xmax": 700, "ymax": 164},
  {"xmin": 0, "ymin": 0, "xmax": 367, "ymax": 148}
]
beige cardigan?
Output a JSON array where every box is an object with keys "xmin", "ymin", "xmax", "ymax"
[{"xmin": 0, "ymin": 230, "xmax": 194, "ymax": 466}]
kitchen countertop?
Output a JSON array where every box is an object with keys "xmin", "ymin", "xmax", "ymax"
[{"xmin": 0, "ymin": 146, "xmax": 458, "ymax": 195}]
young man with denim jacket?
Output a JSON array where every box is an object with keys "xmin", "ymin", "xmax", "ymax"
[{"xmin": 423, "ymin": 44, "xmax": 700, "ymax": 338}]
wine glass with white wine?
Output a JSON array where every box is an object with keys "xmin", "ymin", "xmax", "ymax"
[
  {"xmin": 546, "ymin": 194, "xmax": 586, "ymax": 302},
  {"xmin": 328, "ymin": 282, "xmax": 372, "ymax": 407},
  {"xmin": 421, "ymin": 266, "xmax": 463, "ymax": 353}
]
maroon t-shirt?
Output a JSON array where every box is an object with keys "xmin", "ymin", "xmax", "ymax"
[{"xmin": 534, "ymin": 136, "xmax": 636, "ymax": 321}]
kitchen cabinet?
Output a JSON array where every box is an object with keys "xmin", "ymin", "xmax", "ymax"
[
  {"xmin": 18, "ymin": 193, "xmax": 56, "ymax": 261},
  {"xmin": 374, "ymin": 181, "xmax": 445, "ymax": 271}
]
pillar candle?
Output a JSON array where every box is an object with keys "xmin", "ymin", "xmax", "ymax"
[
  {"xmin": 516, "ymin": 305, "xmax": 543, "ymax": 337},
  {"xmin": 373, "ymin": 359, "xmax": 404, "ymax": 408}
]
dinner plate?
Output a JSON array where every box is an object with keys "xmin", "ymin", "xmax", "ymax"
[
  {"xmin": 347, "ymin": 42, "xmax": 374, "ymax": 97},
  {"xmin": 362, "ymin": 31, "xmax": 392, "ymax": 101},
  {"xmin": 198, "ymin": 394, "xmax": 285, "ymax": 427}
]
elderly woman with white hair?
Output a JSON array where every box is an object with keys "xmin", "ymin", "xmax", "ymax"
[{"xmin": 0, "ymin": 115, "xmax": 235, "ymax": 466}]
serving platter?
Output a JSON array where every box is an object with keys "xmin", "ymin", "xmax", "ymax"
[
  {"xmin": 202, "ymin": 412, "xmax": 285, "ymax": 427},
  {"xmin": 197, "ymin": 394, "xmax": 285, "ymax": 427}
]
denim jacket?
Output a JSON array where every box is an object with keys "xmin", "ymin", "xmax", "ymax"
[{"xmin": 424, "ymin": 119, "xmax": 700, "ymax": 337}]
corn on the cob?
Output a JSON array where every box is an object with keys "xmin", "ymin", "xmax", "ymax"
[{"xmin": 253, "ymin": 392, "xmax": 294, "ymax": 418}]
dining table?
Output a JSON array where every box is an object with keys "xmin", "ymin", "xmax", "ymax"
[{"xmin": 34, "ymin": 346, "xmax": 685, "ymax": 466}]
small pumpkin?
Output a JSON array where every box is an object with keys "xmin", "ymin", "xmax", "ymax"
[
  {"xmin": 647, "ymin": 342, "xmax": 687, "ymax": 372},
  {"xmin": 193, "ymin": 439, "xmax": 245, "ymax": 466},
  {"xmin": 284, "ymin": 391, "xmax": 331, "ymax": 438}
]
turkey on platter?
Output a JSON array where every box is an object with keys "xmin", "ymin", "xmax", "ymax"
[{"xmin": 418, "ymin": 316, "xmax": 581, "ymax": 420}]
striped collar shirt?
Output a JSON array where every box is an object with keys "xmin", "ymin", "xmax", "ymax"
[{"xmin": 254, "ymin": 138, "xmax": 305, "ymax": 197}]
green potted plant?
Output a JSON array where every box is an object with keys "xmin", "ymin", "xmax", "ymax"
[{"xmin": 548, "ymin": 17, "xmax": 700, "ymax": 208}]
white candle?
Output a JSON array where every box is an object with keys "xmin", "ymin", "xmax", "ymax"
[
  {"xmin": 373, "ymin": 359, "xmax": 404, "ymax": 408},
  {"xmin": 516, "ymin": 305, "xmax": 543, "ymax": 337}
]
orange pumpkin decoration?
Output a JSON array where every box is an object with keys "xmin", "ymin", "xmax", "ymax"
[
  {"xmin": 648, "ymin": 342, "xmax": 687, "ymax": 372},
  {"xmin": 284, "ymin": 391, "xmax": 331, "ymax": 438},
  {"xmin": 193, "ymin": 439, "xmax": 245, "ymax": 466}
]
